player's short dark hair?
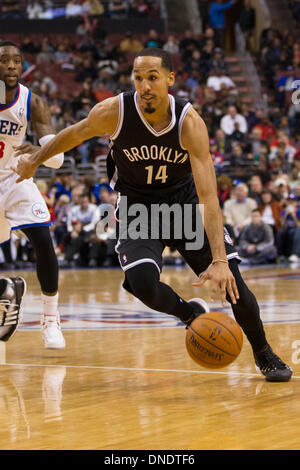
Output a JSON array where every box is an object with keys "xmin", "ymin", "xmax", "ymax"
[
  {"xmin": 135, "ymin": 47, "xmax": 173, "ymax": 72},
  {"xmin": 0, "ymin": 40, "xmax": 21, "ymax": 52}
]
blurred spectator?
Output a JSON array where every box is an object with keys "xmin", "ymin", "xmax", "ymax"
[
  {"xmin": 252, "ymin": 113, "xmax": 276, "ymax": 140},
  {"xmin": 66, "ymin": 0, "xmax": 84, "ymax": 17},
  {"xmin": 21, "ymin": 36, "xmax": 39, "ymax": 54},
  {"xmin": 72, "ymin": 78, "xmax": 97, "ymax": 113},
  {"xmin": 36, "ymin": 179, "xmax": 56, "ymax": 220},
  {"xmin": 52, "ymin": 175, "xmax": 74, "ymax": 201},
  {"xmin": 54, "ymin": 44, "xmax": 71, "ymax": 64},
  {"xmin": 83, "ymin": 0, "xmax": 105, "ymax": 16},
  {"xmin": 67, "ymin": 193, "xmax": 100, "ymax": 232},
  {"xmin": 223, "ymin": 182, "xmax": 257, "ymax": 238},
  {"xmin": 210, "ymin": 139, "xmax": 225, "ymax": 166},
  {"xmin": 273, "ymin": 177, "xmax": 290, "ymax": 203},
  {"xmin": 201, "ymin": 38, "xmax": 215, "ymax": 63},
  {"xmin": 65, "ymin": 193, "xmax": 100, "ymax": 267},
  {"xmin": 198, "ymin": 27, "xmax": 216, "ymax": 49},
  {"xmin": 144, "ymin": 29, "xmax": 164, "ymax": 49},
  {"xmin": 240, "ymin": 103, "xmax": 258, "ymax": 133},
  {"xmin": 290, "ymin": 166, "xmax": 300, "ymax": 190},
  {"xmin": 185, "ymin": 49, "xmax": 211, "ymax": 78},
  {"xmin": 211, "ymin": 47, "xmax": 230, "ymax": 75},
  {"xmin": 119, "ymin": 32, "xmax": 143, "ymax": 53},
  {"xmin": 230, "ymin": 142, "xmax": 248, "ymax": 166},
  {"xmin": 179, "ymin": 29, "xmax": 200, "ymax": 62},
  {"xmin": 108, "ymin": 0, "xmax": 128, "ymax": 18},
  {"xmin": 163, "ymin": 35, "xmax": 180, "ymax": 55},
  {"xmin": 237, "ymin": 209, "xmax": 277, "ymax": 265},
  {"xmin": 206, "ymin": 67, "xmax": 236, "ymax": 92},
  {"xmin": 217, "ymin": 174, "xmax": 233, "ymax": 208},
  {"xmin": 209, "ymin": 0, "xmax": 236, "ymax": 47},
  {"xmin": 129, "ymin": 0, "xmax": 149, "ymax": 17},
  {"xmin": 258, "ymin": 189, "xmax": 283, "ymax": 233},
  {"xmin": 91, "ymin": 177, "xmax": 114, "ymax": 204},
  {"xmin": 90, "ymin": 190, "xmax": 118, "ymax": 267},
  {"xmin": 36, "ymin": 43, "xmax": 56, "ymax": 65},
  {"xmin": 76, "ymin": 57, "xmax": 98, "ymax": 82},
  {"xmin": 276, "ymin": 198, "xmax": 300, "ymax": 261},
  {"xmin": 215, "ymin": 128, "xmax": 232, "ymax": 154},
  {"xmin": 53, "ymin": 195, "xmax": 71, "ymax": 255},
  {"xmin": 26, "ymin": 0, "xmax": 44, "ymax": 19},
  {"xmin": 277, "ymin": 66, "xmax": 300, "ymax": 107},
  {"xmin": 93, "ymin": 81, "xmax": 114, "ymax": 102},
  {"xmin": 220, "ymin": 105, "xmax": 248, "ymax": 136},
  {"xmin": 238, "ymin": 0, "xmax": 256, "ymax": 52},
  {"xmin": 270, "ymin": 139, "xmax": 297, "ymax": 174},
  {"xmin": 248, "ymin": 175, "xmax": 264, "ymax": 205},
  {"xmin": 116, "ymin": 72, "xmax": 134, "ymax": 93},
  {"xmin": 76, "ymin": 19, "xmax": 89, "ymax": 37}
]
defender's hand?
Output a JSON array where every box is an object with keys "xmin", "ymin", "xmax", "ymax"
[
  {"xmin": 10, "ymin": 151, "xmax": 39, "ymax": 183},
  {"xmin": 192, "ymin": 262, "xmax": 239, "ymax": 307},
  {"xmin": 13, "ymin": 143, "xmax": 40, "ymax": 156}
]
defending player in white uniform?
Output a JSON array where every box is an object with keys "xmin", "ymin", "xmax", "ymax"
[{"xmin": 0, "ymin": 40, "xmax": 65, "ymax": 348}]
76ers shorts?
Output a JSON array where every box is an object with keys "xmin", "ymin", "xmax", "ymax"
[{"xmin": 0, "ymin": 173, "xmax": 51, "ymax": 244}]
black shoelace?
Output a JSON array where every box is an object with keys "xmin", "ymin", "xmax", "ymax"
[{"xmin": 256, "ymin": 347, "xmax": 288, "ymax": 372}]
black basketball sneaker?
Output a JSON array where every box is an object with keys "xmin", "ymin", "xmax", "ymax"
[
  {"xmin": 0, "ymin": 277, "xmax": 27, "ymax": 342},
  {"xmin": 254, "ymin": 345, "xmax": 293, "ymax": 382},
  {"xmin": 184, "ymin": 297, "xmax": 210, "ymax": 328}
]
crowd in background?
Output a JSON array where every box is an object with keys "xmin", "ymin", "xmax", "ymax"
[
  {"xmin": 0, "ymin": 0, "xmax": 161, "ymax": 20},
  {"xmin": 1, "ymin": 0, "xmax": 300, "ymax": 269}
]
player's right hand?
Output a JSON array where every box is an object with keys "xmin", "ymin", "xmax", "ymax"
[{"xmin": 192, "ymin": 262, "xmax": 239, "ymax": 307}]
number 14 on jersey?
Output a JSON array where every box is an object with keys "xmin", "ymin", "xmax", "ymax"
[{"xmin": 145, "ymin": 165, "xmax": 168, "ymax": 184}]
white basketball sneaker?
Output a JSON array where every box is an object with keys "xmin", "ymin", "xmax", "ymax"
[{"xmin": 41, "ymin": 314, "xmax": 66, "ymax": 350}]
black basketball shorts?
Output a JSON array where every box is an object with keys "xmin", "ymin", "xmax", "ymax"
[{"xmin": 115, "ymin": 213, "xmax": 240, "ymax": 277}]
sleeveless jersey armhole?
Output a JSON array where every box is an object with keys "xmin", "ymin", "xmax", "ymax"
[
  {"xmin": 110, "ymin": 93, "xmax": 124, "ymax": 141},
  {"xmin": 178, "ymin": 102, "xmax": 192, "ymax": 150},
  {"xmin": 26, "ymin": 89, "xmax": 32, "ymax": 122}
]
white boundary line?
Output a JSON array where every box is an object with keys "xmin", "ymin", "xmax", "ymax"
[{"xmin": 1, "ymin": 362, "xmax": 299, "ymax": 379}]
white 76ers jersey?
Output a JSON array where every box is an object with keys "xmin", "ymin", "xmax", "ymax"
[
  {"xmin": 0, "ymin": 83, "xmax": 51, "ymax": 244},
  {"xmin": 0, "ymin": 83, "xmax": 31, "ymax": 181}
]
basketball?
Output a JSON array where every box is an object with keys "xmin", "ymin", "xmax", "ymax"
[{"xmin": 185, "ymin": 312, "xmax": 243, "ymax": 369}]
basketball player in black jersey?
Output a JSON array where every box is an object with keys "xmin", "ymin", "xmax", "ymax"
[{"xmin": 12, "ymin": 48, "xmax": 292, "ymax": 382}]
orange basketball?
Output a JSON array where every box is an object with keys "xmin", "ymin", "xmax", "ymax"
[{"xmin": 185, "ymin": 312, "xmax": 243, "ymax": 369}]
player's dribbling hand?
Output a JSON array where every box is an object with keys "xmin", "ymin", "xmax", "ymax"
[{"xmin": 192, "ymin": 262, "xmax": 239, "ymax": 307}]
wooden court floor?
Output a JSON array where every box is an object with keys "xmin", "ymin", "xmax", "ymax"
[{"xmin": 0, "ymin": 265, "xmax": 300, "ymax": 450}]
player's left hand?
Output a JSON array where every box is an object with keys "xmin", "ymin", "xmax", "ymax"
[
  {"xmin": 13, "ymin": 143, "xmax": 40, "ymax": 156},
  {"xmin": 10, "ymin": 151, "xmax": 39, "ymax": 183},
  {"xmin": 192, "ymin": 262, "xmax": 239, "ymax": 307}
]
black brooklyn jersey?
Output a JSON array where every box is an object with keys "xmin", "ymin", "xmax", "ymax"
[{"xmin": 107, "ymin": 91, "xmax": 195, "ymax": 201}]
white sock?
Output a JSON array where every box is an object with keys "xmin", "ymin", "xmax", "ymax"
[{"xmin": 41, "ymin": 293, "xmax": 59, "ymax": 324}]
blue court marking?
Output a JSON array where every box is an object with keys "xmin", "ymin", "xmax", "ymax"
[{"xmin": 19, "ymin": 299, "xmax": 300, "ymax": 331}]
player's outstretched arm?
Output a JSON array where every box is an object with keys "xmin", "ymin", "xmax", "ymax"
[
  {"xmin": 11, "ymin": 96, "xmax": 119, "ymax": 181},
  {"xmin": 181, "ymin": 107, "xmax": 239, "ymax": 306}
]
